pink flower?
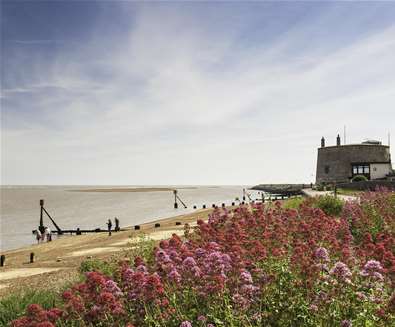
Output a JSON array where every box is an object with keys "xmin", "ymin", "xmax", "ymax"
[
  {"xmin": 314, "ymin": 247, "xmax": 330, "ymax": 262},
  {"xmin": 330, "ymin": 262, "xmax": 352, "ymax": 282},
  {"xmin": 360, "ymin": 260, "xmax": 383, "ymax": 279}
]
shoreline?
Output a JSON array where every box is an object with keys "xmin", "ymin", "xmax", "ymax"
[
  {"xmin": 0, "ymin": 207, "xmax": 217, "ymax": 298},
  {"xmin": 67, "ymin": 187, "xmax": 198, "ymax": 192}
]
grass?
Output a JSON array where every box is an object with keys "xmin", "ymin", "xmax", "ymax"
[
  {"xmin": 336, "ymin": 188, "xmax": 362, "ymax": 196},
  {"xmin": 0, "ymin": 289, "xmax": 59, "ymax": 326},
  {"xmin": 282, "ymin": 196, "xmax": 305, "ymax": 209}
]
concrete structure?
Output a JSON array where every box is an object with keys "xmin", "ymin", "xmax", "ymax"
[{"xmin": 316, "ymin": 135, "xmax": 393, "ymax": 184}]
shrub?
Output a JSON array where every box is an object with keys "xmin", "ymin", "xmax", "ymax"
[
  {"xmin": 313, "ymin": 195, "xmax": 344, "ymax": 216},
  {"xmin": 352, "ymin": 175, "xmax": 368, "ymax": 182},
  {"xmin": 0, "ymin": 290, "xmax": 59, "ymax": 326},
  {"xmin": 283, "ymin": 197, "xmax": 305, "ymax": 209},
  {"xmin": 79, "ymin": 258, "xmax": 117, "ymax": 277}
]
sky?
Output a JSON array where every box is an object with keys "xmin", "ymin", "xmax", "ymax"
[{"xmin": 1, "ymin": 1, "xmax": 395, "ymax": 185}]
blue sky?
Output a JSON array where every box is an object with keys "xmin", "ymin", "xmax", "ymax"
[{"xmin": 1, "ymin": 1, "xmax": 395, "ymax": 185}]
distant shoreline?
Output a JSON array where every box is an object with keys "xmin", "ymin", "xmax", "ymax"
[{"xmin": 68, "ymin": 187, "xmax": 198, "ymax": 193}]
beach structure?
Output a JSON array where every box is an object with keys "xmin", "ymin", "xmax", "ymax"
[
  {"xmin": 316, "ymin": 135, "xmax": 393, "ymax": 184},
  {"xmin": 37, "ymin": 199, "xmax": 125, "ymax": 235}
]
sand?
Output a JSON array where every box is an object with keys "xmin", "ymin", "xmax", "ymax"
[
  {"xmin": 0, "ymin": 207, "xmax": 215, "ymax": 298},
  {"xmin": 68, "ymin": 247, "xmax": 123, "ymax": 257},
  {"xmin": 0, "ymin": 268, "xmax": 61, "ymax": 281}
]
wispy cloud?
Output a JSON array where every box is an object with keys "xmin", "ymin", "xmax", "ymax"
[{"xmin": 7, "ymin": 40, "xmax": 66, "ymax": 45}]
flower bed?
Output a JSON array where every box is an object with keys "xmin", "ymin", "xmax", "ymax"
[{"xmin": 12, "ymin": 190, "xmax": 395, "ymax": 326}]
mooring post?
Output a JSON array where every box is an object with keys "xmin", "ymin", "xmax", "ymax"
[
  {"xmin": 173, "ymin": 190, "xmax": 178, "ymax": 209},
  {"xmin": 39, "ymin": 199, "xmax": 45, "ymax": 234},
  {"xmin": 30, "ymin": 252, "xmax": 34, "ymax": 263},
  {"xmin": 0, "ymin": 255, "xmax": 5, "ymax": 267}
]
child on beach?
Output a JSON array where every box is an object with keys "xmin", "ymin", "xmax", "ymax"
[
  {"xmin": 33, "ymin": 230, "xmax": 42, "ymax": 244},
  {"xmin": 45, "ymin": 227, "xmax": 52, "ymax": 242}
]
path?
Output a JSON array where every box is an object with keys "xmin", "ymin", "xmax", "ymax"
[{"xmin": 302, "ymin": 188, "xmax": 358, "ymax": 202}]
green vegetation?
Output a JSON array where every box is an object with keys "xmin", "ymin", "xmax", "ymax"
[
  {"xmin": 336, "ymin": 188, "xmax": 362, "ymax": 196},
  {"xmin": 79, "ymin": 257, "xmax": 118, "ymax": 277},
  {"xmin": 313, "ymin": 195, "xmax": 344, "ymax": 216},
  {"xmin": 282, "ymin": 196, "xmax": 305, "ymax": 209},
  {"xmin": 352, "ymin": 175, "xmax": 368, "ymax": 182},
  {"xmin": 0, "ymin": 289, "xmax": 59, "ymax": 325},
  {"xmin": 125, "ymin": 234, "xmax": 156, "ymax": 266}
]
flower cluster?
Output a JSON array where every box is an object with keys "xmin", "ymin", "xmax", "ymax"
[
  {"xmin": 11, "ymin": 304, "xmax": 62, "ymax": 327},
  {"xmin": 12, "ymin": 190, "xmax": 395, "ymax": 326}
]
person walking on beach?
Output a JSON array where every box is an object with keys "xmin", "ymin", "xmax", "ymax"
[
  {"xmin": 107, "ymin": 219, "xmax": 112, "ymax": 236},
  {"xmin": 114, "ymin": 217, "xmax": 120, "ymax": 232}
]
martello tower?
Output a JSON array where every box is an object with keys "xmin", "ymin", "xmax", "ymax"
[{"xmin": 316, "ymin": 135, "xmax": 392, "ymax": 184}]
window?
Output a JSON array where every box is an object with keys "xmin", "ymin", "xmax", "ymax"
[
  {"xmin": 351, "ymin": 164, "xmax": 370, "ymax": 178},
  {"xmin": 324, "ymin": 165, "xmax": 330, "ymax": 174}
]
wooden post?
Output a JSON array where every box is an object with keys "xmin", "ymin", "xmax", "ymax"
[
  {"xmin": 173, "ymin": 190, "xmax": 178, "ymax": 209},
  {"xmin": 0, "ymin": 255, "xmax": 5, "ymax": 267},
  {"xmin": 30, "ymin": 252, "xmax": 34, "ymax": 263},
  {"xmin": 39, "ymin": 200, "xmax": 45, "ymax": 234}
]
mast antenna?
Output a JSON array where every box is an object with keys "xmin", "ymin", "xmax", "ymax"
[{"xmin": 344, "ymin": 125, "xmax": 346, "ymax": 145}]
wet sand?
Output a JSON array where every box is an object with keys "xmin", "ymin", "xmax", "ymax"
[{"xmin": 0, "ymin": 208, "xmax": 215, "ymax": 298}]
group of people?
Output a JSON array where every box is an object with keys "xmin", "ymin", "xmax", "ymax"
[
  {"xmin": 106, "ymin": 217, "xmax": 120, "ymax": 236},
  {"xmin": 32, "ymin": 226, "xmax": 52, "ymax": 244},
  {"xmin": 32, "ymin": 218, "xmax": 120, "ymax": 242}
]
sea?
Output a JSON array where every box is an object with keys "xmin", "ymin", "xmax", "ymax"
[{"xmin": 0, "ymin": 185, "xmax": 255, "ymax": 251}]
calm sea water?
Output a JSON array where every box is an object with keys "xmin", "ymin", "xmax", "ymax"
[{"xmin": 0, "ymin": 185, "xmax": 251, "ymax": 251}]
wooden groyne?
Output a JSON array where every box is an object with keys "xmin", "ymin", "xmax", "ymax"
[{"xmin": 250, "ymin": 184, "xmax": 311, "ymax": 197}]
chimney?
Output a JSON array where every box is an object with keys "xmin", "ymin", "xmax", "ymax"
[
  {"xmin": 336, "ymin": 134, "xmax": 341, "ymax": 146},
  {"xmin": 321, "ymin": 137, "xmax": 325, "ymax": 148}
]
